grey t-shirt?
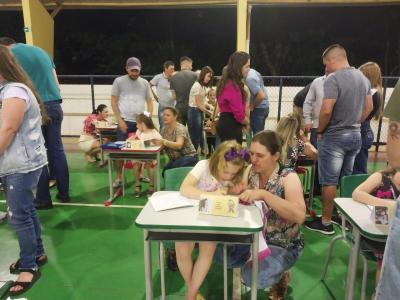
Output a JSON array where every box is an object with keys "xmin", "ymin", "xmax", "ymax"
[
  {"xmin": 323, "ymin": 67, "xmax": 371, "ymax": 134},
  {"xmin": 111, "ymin": 75, "xmax": 151, "ymax": 122},
  {"xmin": 170, "ymin": 70, "xmax": 197, "ymax": 109},
  {"xmin": 150, "ymin": 73, "xmax": 174, "ymax": 107}
]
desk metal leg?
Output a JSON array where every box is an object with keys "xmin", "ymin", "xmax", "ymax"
[
  {"xmin": 309, "ymin": 163, "xmax": 316, "ymax": 209},
  {"xmin": 144, "ymin": 230, "xmax": 153, "ymax": 300},
  {"xmin": 223, "ymin": 244, "xmax": 228, "ymax": 300},
  {"xmin": 251, "ymin": 233, "xmax": 259, "ymax": 300},
  {"xmin": 156, "ymin": 152, "xmax": 161, "ymax": 191},
  {"xmin": 99, "ymin": 132, "xmax": 105, "ymax": 164},
  {"xmin": 345, "ymin": 228, "xmax": 360, "ymax": 300},
  {"xmin": 159, "ymin": 242, "xmax": 166, "ymax": 300},
  {"xmin": 108, "ymin": 157, "xmax": 113, "ymax": 200}
]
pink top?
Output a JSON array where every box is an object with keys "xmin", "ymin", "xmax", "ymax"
[
  {"xmin": 83, "ymin": 114, "xmax": 98, "ymax": 135},
  {"xmin": 217, "ymin": 80, "xmax": 245, "ymax": 123}
]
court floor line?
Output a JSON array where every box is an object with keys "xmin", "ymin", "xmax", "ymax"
[{"xmin": 0, "ymin": 200, "xmax": 144, "ymax": 209}]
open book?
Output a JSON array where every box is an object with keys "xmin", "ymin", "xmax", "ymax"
[{"xmin": 149, "ymin": 191, "xmax": 198, "ymax": 212}]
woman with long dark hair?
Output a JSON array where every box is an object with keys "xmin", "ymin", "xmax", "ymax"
[
  {"xmin": 216, "ymin": 51, "xmax": 250, "ymax": 144},
  {"xmin": 188, "ymin": 66, "xmax": 213, "ymax": 150},
  {"xmin": 0, "ymin": 45, "xmax": 48, "ymax": 295}
]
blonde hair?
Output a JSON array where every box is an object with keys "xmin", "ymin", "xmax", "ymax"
[
  {"xmin": 208, "ymin": 140, "xmax": 247, "ymax": 184},
  {"xmin": 276, "ymin": 114, "xmax": 300, "ymax": 164},
  {"xmin": 359, "ymin": 62, "xmax": 383, "ymax": 120}
]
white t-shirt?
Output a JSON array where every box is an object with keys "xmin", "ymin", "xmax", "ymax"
[
  {"xmin": 188, "ymin": 81, "xmax": 206, "ymax": 108},
  {"xmin": 3, "ymin": 86, "xmax": 30, "ymax": 106},
  {"xmin": 189, "ymin": 159, "xmax": 225, "ymax": 192}
]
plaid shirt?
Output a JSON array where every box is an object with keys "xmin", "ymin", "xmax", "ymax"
[{"xmin": 161, "ymin": 123, "xmax": 196, "ymax": 160}]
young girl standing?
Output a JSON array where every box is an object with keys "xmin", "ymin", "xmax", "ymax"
[
  {"xmin": 276, "ymin": 113, "xmax": 317, "ymax": 169},
  {"xmin": 127, "ymin": 112, "xmax": 161, "ymax": 197},
  {"xmin": 352, "ymin": 168, "xmax": 400, "ymax": 294},
  {"xmin": 178, "ymin": 140, "xmax": 250, "ymax": 300}
]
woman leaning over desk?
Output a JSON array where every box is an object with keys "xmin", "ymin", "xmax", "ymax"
[{"xmin": 216, "ymin": 130, "xmax": 306, "ymax": 300}]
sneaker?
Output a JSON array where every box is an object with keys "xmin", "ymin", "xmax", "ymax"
[
  {"xmin": 112, "ymin": 179, "xmax": 122, "ymax": 188},
  {"xmin": 0, "ymin": 211, "xmax": 7, "ymax": 223},
  {"xmin": 304, "ymin": 218, "xmax": 335, "ymax": 235},
  {"xmin": 166, "ymin": 250, "xmax": 178, "ymax": 272},
  {"xmin": 140, "ymin": 176, "xmax": 150, "ymax": 183},
  {"xmin": 56, "ymin": 193, "xmax": 71, "ymax": 203}
]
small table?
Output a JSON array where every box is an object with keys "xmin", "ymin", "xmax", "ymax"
[
  {"xmin": 96, "ymin": 125, "xmax": 117, "ymax": 165},
  {"xmin": 104, "ymin": 145, "xmax": 162, "ymax": 201},
  {"xmin": 334, "ymin": 198, "xmax": 389, "ymax": 300},
  {"xmin": 135, "ymin": 198, "xmax": 264, "ymax": 300}
]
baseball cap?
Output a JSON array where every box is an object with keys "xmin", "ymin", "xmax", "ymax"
[{"xmin": 126, "ymin": 57, "xmax": 141, "ymax": 71}]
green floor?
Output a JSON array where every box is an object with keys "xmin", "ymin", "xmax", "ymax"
[{"xmin": 0, "ymin": 153, "xmax": 387, "ymax": 299}]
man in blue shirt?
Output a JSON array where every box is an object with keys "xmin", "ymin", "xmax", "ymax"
[
  {"xmin": 0, "ymin": 37, "xmax": 70, "ymax": 209},
  {"xmin": 245, "ymin": 68, "xmax": 269, "ymax": 143}
]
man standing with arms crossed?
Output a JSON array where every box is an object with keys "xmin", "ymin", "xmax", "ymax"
[
  {"xmin": 150, "ymin": 60, "xmax": 175, "ymax": 129},
  {"xmin": 170, "ymin": 56, "xmax": 197, "ymax": 126},
  {"xmin": 305, "ymin": 44, "xmax": 372, "ymax": 234},
  {"xmin": 245, "ymin": 68, "xmax": 269, "ymax": 144},
  {"xmin": 111, "ymin": 57, "xmax": 153, "ymax": 187}
]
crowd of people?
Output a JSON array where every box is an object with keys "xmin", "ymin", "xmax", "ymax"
[{"xmin": 0, "ymin": 36, "xmax": 400, "ymax": 300}]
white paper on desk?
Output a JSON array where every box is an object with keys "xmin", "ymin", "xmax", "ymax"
[{"xmin": 149, "ymin": 191, "xmax": 198, "ymax": 211}]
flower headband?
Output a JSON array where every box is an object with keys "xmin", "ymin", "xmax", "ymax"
[{"xmin": 224, "ymin": 147, "xmax": 250, "ymax": 162}]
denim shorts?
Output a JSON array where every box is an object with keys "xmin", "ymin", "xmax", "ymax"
[
  {"xmin": 318, "ymin": 132, "xmax": 361, "ymax": 186},
  {"xmin": 214, "ymin": 243, "xmax": 301, "ymax": 289},
  {"xmin": 116, "ymin": 121, "xmax": 137, "ymax": 141}
]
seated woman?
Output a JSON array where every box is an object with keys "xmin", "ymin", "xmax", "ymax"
[
  {"xmin": 217, "ymin": 130, "xmax": 306, "ymax": 300},
  {"xmin": 78, "ymin": 104, "xmax": 109, "ymax": 162},
  {"xmin": 178, "ymin": 140, "xmax": 250, "ymax": 300},
  {"xmin": 153, "ymin": 106, "xmax": 198, "ymax": 175}
]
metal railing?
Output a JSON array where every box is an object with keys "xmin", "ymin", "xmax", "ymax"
[{"xmin": 58, "ymin": 74, "xmax": 399, "ymax": 151}]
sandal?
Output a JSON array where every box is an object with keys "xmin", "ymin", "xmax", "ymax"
[
  {"xmin": 8, "ymin": 269, "xmax": 41, "ymax": 296},
  {"xmin": 135, "ymin": 184, "xmax": 142, "ymax": 198},
  {"xmin": 147, "ymin": 184, "xmax": 154, "ymax": 196},
  {"xmin": 10, "ymin": 255, "xmax": 48, "ymax": 274}
]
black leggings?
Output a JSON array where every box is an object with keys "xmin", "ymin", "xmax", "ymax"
[{"xmin": 216, "ymin": 112, "xmax": 243, "ymax": 144}]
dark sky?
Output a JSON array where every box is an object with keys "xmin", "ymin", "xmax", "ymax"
[{"xmin": 1, "ymin": 4, "xmax": 400, "ymax": 77}]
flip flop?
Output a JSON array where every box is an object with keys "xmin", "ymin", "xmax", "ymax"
[
  {"xmin": 9, "ymin": 255, "xmax": 48, "ymax": 274},
  {"xmin": 8, "ymin": 269, "xmax": 41, "ymax": 296}
]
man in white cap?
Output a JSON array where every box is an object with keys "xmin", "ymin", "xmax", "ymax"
[{"xmin": 111, "ymin": 57, "xmax": 153, "ymax": 187}]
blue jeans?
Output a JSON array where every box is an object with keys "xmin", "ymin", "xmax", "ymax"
[
  {"xmin": 36, "ymin": 101, "xmax": 70, "ymax": 204},
  {"xmin": 318, "ymin": 131, "xmax": 361, "ymax": 186},
  {"xmin": 116, "ymin": 120, "xmax": 137, "ymax": 141},
  {"xmin": 353, "ymin": 122, "xmax": 374, "ymax": 175},
  {"xmin": 158, "ymin": 105, "xmax": 166, "ymax": 129},
  {"xmin": 214, "ymin": 243, "xmax": 301, "ymax": 289},
  {"xmin": 376, "ymin": 198, "xmax": 400, "ymax": 299},
  {"xmin": 247, "ymin": 107, "xmax": 269, "ymax": 146},
  {"xmin": 188, "ymin": 107, "xmax": 204, "ymax": 151},
  {"xmin": 162, "ymin": 155, "xmax": 198, "ymax": 176},
  {"xmin": 2, "ymin": 168, "xmax": 46, "ymax": 270}
]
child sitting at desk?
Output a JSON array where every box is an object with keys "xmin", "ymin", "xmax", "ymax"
[
  {"xmin": 127, "ymin": 112, "xmax": 161, "ymax": 197},
  {"xmin": 78, "ymin": 104, "xmax": 109, "ymax": 162},
  {"xmin": 178, "ymin": 140, "xmax": 249, "ymax": 300},
  {"xmin": 352, "ymin": 168, "xmax": 400, "ymax": 295}
]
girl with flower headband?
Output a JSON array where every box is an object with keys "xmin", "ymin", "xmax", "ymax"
[
  {"xmin": 126, "ymin": 112, "xmax": 161, "ymax": 197},
  {"xmin": 178, "ymin": 140, "xmax": 249, "ymax": 300},
  {"xmin": 352, "ymin": 167, "xmax": 400, "ymax": 293}
]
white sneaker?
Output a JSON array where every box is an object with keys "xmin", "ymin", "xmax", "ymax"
[
  {"xmin": 112, "ymin": 179, "xmax": 122, "ymax": 188},
  {"xmin": 0, "ymin": 211, "xmax": 7, "ymax": 223}
]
